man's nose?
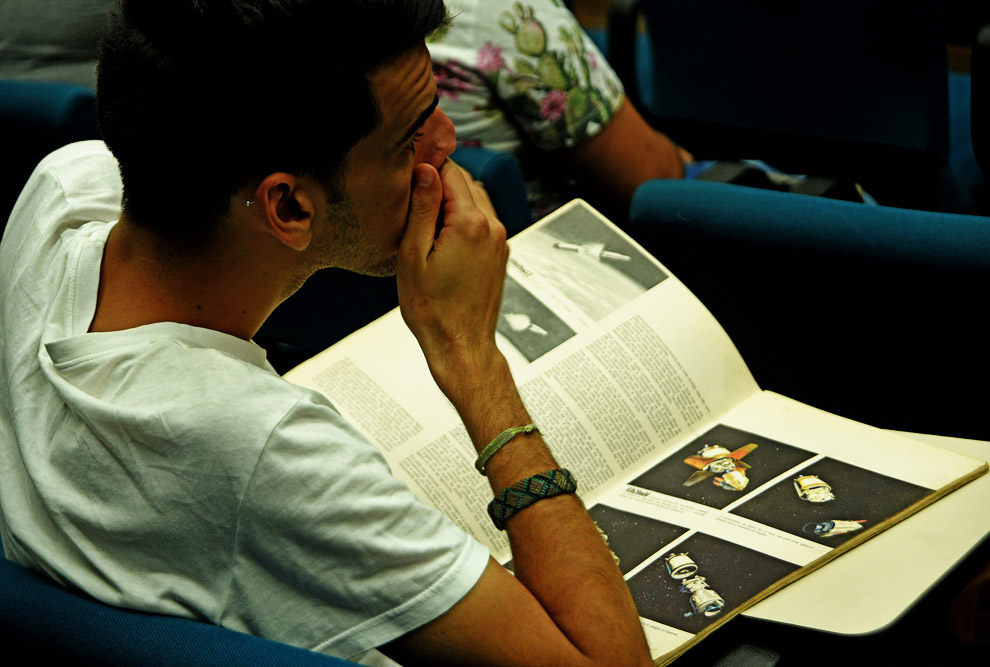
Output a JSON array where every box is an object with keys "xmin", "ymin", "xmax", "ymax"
[{"xmin": 416, "ymin": 108, "xmax": 456, "ymax": 169}]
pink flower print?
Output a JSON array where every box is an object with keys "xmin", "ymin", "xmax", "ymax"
[
  {"xmin": 587, "ymin": 50, "xmax": 598, "ymax": 71},
  {"xmin": 540, "ymin": 89, "xmax": 568, "ymax": 122},
  {"xmin": 433, "ymin": 62, "xmax": 475, "ymax": 100},
  {"xmin": 477, "ymin": 42, "xmax": 506, "ymax": 74}
]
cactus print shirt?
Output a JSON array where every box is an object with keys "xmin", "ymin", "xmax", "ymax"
[{"xmin": 428, "ymin": 0, "xmax": 625, "ymax": 217}]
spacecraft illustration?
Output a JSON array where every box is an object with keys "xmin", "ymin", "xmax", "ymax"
[
  {"xmin": 594, "ymin": 522, "xmax": 621, "ymax": 568},
  {"xmin": 803, "ymin": 519, "xmax": 866, "ymax": 538},
  {"xmin": 682, "ymin": 443, "xmax": 758, "ymax": 491},
  {"xmin": 552, "ymin": 241, "xmax": 632, "ymax": 263},
  {"xmin": 501, "ymin": 312, "xmax": 549, "ymax": 336},
  {"xmin": 793, "ymin": 474, "xmax": 835, "ymax": 502},
  {"xmin": 664, "ymin": 552, "xmax": 726, "ymax": 619}
]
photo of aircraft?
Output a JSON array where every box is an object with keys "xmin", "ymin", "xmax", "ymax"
[{"xmin": 682, "ymin": 443, "xmax": 759, "ymax": 491}]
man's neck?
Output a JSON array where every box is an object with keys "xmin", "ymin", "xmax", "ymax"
[{"xmin": 88, "ymin": 216, "xmax": 289, "ymax": 340}]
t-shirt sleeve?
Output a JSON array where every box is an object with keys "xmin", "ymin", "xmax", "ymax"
[
  {"xmin": 429, "ymin": 0, "xmax": 625, "ymax": 152},
  {"xmin": 223, "ymin": 393, "xmax": 490, "ymax": 660}
]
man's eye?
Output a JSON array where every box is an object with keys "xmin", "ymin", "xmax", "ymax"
[{"xmin": 407, "ymin": 130, "xmax": 425, "ymax": 153}]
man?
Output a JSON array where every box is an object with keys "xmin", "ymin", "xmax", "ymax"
[{"xmin": 0, "ymin": 1, "xmax": 651, "ymax": 665}]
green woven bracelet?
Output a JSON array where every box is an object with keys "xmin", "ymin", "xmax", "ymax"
[
  {"xmin": 488, "ymin": 469, "xmax": 577, "ymax": 530},
  {"xmin": 475, "ymin": 423, "xmax": 537, "ymax": 475}
]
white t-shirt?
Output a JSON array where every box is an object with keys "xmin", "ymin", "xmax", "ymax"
[{"xmin": 0, "ymin": 141, "xmax": 489, "ymax": 661}]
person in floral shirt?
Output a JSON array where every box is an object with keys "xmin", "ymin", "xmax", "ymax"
[{"xmin": 428, "ymin": 0, "xmax": 690, "ymax": 219}]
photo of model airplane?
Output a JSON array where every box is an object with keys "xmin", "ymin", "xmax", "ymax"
[{"xmin": 682, "ymin": 443, "xmax": 759, "ymax": 491}]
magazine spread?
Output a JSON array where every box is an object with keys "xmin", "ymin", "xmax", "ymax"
[{"xmin": 284, "ymin": 200, "xmax": 987, "ymax": 665}]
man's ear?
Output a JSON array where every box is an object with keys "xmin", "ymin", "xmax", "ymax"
[{"xmin": 252, "ymin": 173, "xmax": 315, "ymax": 251}]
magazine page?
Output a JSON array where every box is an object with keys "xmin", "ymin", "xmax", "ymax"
[
  {"xmin": 741, "ymin": 432, "xmax": 990, "ymax": 635},
  {"xmin": 582, "ymin": 391, "xmax": 987, "ymax": 663},
  {"xmin": 284, "ymin": 199, "xmax": 987, "ymax": 664},
  {"xmin": 285, "ymin": 200, "xmax": 760, "ymax": 553}
]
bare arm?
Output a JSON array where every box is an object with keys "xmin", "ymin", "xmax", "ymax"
[
  {"xmin": 569, "ymin": 96, "xmax": 692, "ymax": 206},
  {"xmin": 385, "ymin": 161, "xmax": 651, "ymax": 666}
]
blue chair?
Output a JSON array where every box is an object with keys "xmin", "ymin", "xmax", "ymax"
[
  {"xmin": 630, "ymin": 179, "xmax": 990, "ymax": 440},
  {"xmin": 0, "ymin": 542, "xmax": 359, "ymax": 666},
  {"xmin": 607, "ymin": 0, "xmax": 952, "ymax": 212}
]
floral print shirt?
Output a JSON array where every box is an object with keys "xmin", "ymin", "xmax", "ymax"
[{"xmin": 428, "ymin": 0, "xmax": 625, "ymax": 216}]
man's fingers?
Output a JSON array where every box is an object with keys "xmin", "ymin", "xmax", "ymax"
[
  {"xmin": 401, "ymin": 163, "xmax": 443, "ymax": 260},
  {"xmin": 469, "ymin": 179, "xmax": 497, "ymax": 222},
  {"xmin": 437, "ymin": 161, "xmax": 477, "ymax": 211},
  {"xmin": 439, "ymin": 162, "xmax": 503, "ymax": 238},
  {"xmin": 440, "ymin": 161, "xmax": 492, "ymax": 217}
]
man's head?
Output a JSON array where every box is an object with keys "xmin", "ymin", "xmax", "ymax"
[
  {"xmin": 307, "ymin": 42, "xmax": 456, "ymax": 276},
  {"xmin": 97, "ymin": 0, "xmax": 451, "ymax": 253}
]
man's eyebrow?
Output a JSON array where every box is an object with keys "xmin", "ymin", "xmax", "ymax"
[{"xmin": 396, "ymin": 94, "xmax": 440, "ymax": 147}]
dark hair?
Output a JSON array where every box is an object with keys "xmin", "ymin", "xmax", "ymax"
[{"xmin": 97, "ymin": 0, "xmax": 448, "ymax": 242}]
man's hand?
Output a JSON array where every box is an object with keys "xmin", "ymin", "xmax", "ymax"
[
  {"xmin": 397, "ymin": 160, "xmax": 509, "ymax": 405},
  {"xmin": 389, "ymin": 160, "xmax": 652, "ymax": 667}
]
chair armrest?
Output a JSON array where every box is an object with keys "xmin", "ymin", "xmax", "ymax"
[{"xmin": 631, "ymin": 179, "xmax": 990, "ymax": 268}]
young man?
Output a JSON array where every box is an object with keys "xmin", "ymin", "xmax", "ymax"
[{"xmin": 0, "ymin": 2, "xmax": 651, "ymax": 665}]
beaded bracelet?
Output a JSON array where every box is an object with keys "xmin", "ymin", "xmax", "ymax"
[
  {"xmin": 475, "ymin": 423, "xmax": 538, "ymax": 475},
  {"xmin": 488, "ymin": 468, "xmax": 577, "ymax": 530}
]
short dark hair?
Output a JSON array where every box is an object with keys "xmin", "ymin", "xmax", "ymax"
[{"xmin": 97, "ymin": 0, "xmax": 448, "ymax": 242}]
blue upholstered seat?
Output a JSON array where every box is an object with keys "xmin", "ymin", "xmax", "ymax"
[
  {"xmin": 630, "ymin": 178, "xmax": 990, "ymax": 440},
  {"xmin": 0, "ymin": 542, "xmax": 359, "ymax": 666}
]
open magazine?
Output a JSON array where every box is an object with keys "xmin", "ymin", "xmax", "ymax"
[{"xmin": 284, "ymin": 200, "xmax": 987, "ymax": 665}]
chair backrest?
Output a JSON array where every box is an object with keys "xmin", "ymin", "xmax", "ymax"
[
  {"xmin": 0, "ymin": 543, "xmax": 359, "ymax": 666},
  {"xmin": 0, "ymin": 79, "xmax": 102, "ymax": 228},
  {"xmin": 630, "ymin": 179, "xmax": 990, "ymax": 440},
  {"xmin": 609, "ymin": 0, "xmax": 950, "ymax": 210},
  {"xmin": 974, "ymin": 21, "xmax": 990, "ymax": 175}
]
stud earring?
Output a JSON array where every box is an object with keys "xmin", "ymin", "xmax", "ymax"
[{"xmin": 245, "ymin": 200, "xmax": 255, "ymax": 207}]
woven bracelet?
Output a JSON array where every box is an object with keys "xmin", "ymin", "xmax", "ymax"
[
  {"xmin": 475, "ymin": 423, "xmax": 538, "ymax": 475},
  {"xmin": 488, "ymin": 468, "xmax": 577, "ymax": 530}
]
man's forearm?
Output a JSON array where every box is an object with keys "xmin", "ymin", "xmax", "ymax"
[
  {"xmin": 396, "ymin": 161, "xmax": 650, "ymax": 665},
  {"xmin": 448, "ymin": 360, "xmax": 651, "ymax": 665}
]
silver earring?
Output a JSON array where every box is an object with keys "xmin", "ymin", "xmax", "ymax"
[{"xmin": 245, "ymin": 200, "xmax": 255, "ymax": 207}]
